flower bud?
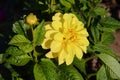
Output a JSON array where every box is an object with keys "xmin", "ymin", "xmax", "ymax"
[{"xmin": 26, "ymin": 13, "xmax": 38, "ymax": 26}]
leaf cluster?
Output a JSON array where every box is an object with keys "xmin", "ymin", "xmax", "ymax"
[{"xmin": 1, "ymin": 0, "xmax": 120, "ymax": 80}]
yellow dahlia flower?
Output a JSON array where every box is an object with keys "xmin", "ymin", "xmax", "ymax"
[
  {"xmin": 26, "ymin": 13, "xmax": 38, "ymax": 26},
  {"xmin": 42, "ymin": 13, "xmax": 89, "ymax": 65}
]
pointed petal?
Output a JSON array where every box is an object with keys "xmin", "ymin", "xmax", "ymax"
[
  {"xmin": 52, "ymin": 13, "xmax": 63, "ymax": 21},
  {"xmin": 77, "ymin": 37, "xmax": 89, "ymax": 46},
  {"xmin": 45, "ymin": 24, "xmax": 52, "ymax": 30},
  {"xmin": 52, "ymin": 21, "xmax": 62, "ymax": 31},
  {"xmin": 45, "ymin": 51, "xmax": 54, "ymax": 58},
  {"xmin": 58, "ymin": 49, "xmax": 67, "ymax": 65},
  {"xmin": 71, "ymin": 15, "xmax": 79, "ymax": 25},
  {"xmin": 45, "ymin": 30, "xmax": 57, "ymax": 38},
  {"xmin": 63, "ymin": 13, "xmax": 73, "ymax": 28},
  {"xmin": 65, "ymin": 44, "xmax": 75, "ymax": 65},
  {"xmin": 50, "ymin": 40, "xmax": 62, "ymax": 53},
  {"xmin": 80, "ymin": 46, "xmax": 87, "ymax": 53},
  {"xmin": 76, "ymin": 21, "xmax": 84, "ymax": 29},
  {"xmin": 54, "ymin": 32, "xmax": 64, "ymax": 41},
  {"xmin": 42, "ymin": 39, "xmax": 52, "ymax": 49},
  {"xmin": 74, "ymin": 45, "xmax": 83, "ymax": 59},
  {"xmin": 78, "ymin": 28, "xmax": 89, "ymax": 36}
]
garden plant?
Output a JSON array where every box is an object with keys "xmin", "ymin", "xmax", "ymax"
[{"xmin": 0, "ymin": 0, "xmax": 120, "ymax": 80}]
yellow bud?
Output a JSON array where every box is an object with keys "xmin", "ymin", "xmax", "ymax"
[{"xmin": 26, "ymin": 13, "xmax": 38, "ymax": 26}]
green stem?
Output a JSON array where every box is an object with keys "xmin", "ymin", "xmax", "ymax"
[
  {"xmin": 31, "ymin": 26, "xmax": 38, "ymax": 62},
  {"xmin": 4, "ymin": 63, "xmax": 19, "ymax": 78},
  {"xmin": 50, "ymin": 0, "xmax": 56, "ymax": 13},
  {"xmin": 87, "ymin": 16, "xmax": 92, "ymax": 28},
  {"xmin": 87, "ymin": 73, "xmax": 96, "ymax": 79},
  {"xmin": 84, "ymin": 55, "xmax": 97, "ymax": 63}
]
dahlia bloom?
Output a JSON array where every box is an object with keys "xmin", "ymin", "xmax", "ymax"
[{"xmin": 42, "ymin": 13, "xmax": 89, "ymax": 65}]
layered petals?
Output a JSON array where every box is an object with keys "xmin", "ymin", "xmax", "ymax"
[{"xmin": 42, "ymin": 13, "xmax": 89, "ymax": 65}]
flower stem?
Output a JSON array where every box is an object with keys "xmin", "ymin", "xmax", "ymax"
[
  {"xmin": 84, "ymin": 55, "xmax": 97, "ymax": 63},
  {"xmin": 87, "ymin": 73, "xmax": 96, "ymax": 79},
  {"xmin": 87, "ymin": 16, "xmax": 92, "ymax": 28},
  {"xmin": 31, "ymin": 26, "xmax": 38, "ymax": 62}
]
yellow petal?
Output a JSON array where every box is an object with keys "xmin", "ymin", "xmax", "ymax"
[
  {"xmin": 58, "ymin": 49, "xmax": 67, "ymax": 65},
  {"xmin": 80, "ymin": 46, "xmax": 87, "ymax": 53},
  {"xmin": 52, "ymin": 21, "xmax": 62, "ymax": 31},
  {"xmin": 45, "ymin": 30, "xmax": 57, "ymax": 38},
  {"xmin": 74, "ymin": 45, "xmax": 83, "ymax": 59},
  {"xmin": 54, "ymin": 32, "xmax": 64, "ymax": 41},
  {"xmin": 50, "ymin": 40, "xmax": 62, "ymax": 53},
  {"xmin": 63, "ymin": 13, "xmax": 73, "ymax": 28},
  {"xmin": 75, "ymin": 21, "xmax": 84, "ymax": 31},
  {"xmin": 71, "ymin": 15, "xmax": 78, "ymax": 25},
  {"xmin": 45, "ymin": 24, "xmax": 52, "ymax": 30},
  {"xmin": 77, "ymin": 37, "xmax": 89, "ymax": 46},
  {"xmin": 77, "ymin": 28, "xmax": 89, "ymax": 36},
  {"xmin": 45, "ymin": 51, "xmax": 58, "ymax": 58},
  {"xmin": 42, "ymin": 39, "xmax": 52, "ymax": 49},
  {"xmin": 52, "ymin": 12, "xmax": 63, "ymax": 21},
  {"xmin": 65, "ymin": 44, "xmax": 75, "ymax": 65}
]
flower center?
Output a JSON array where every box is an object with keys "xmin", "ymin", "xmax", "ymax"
[{"xmin": 64, "ymin": 29, "xmax": 77, "ymax": 42}]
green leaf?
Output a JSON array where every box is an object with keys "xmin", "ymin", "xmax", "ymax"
[
  {"xmin": 7, "ymin": 54, "xmax": 31, "ymax": 66},
  {"xmin": 73, "ymin": 57, "xmax": 86, "ymax": 75},
  {"xmin": 90, "ymin": 26, "xmax": 100, "ymax": 43},
  {"xmin": 9, "ymin": 35, "xmax": 33, "ymax": 53},
  {"xmin": 9, "ymin": 35, "xmax": 31, "ymax": 45},
  {"xmin": 0, "ymin": 74, "xmax": 4, "ymax": 80},
  {"xmin": 97, "ymin": 65, "xmax": 108, "ymax": 80},
  {"xmin": 5, "ymin": 46, "xmax": 31, "ymax": 66},
  {"xmin": 93, "ymin": 44, "xmax": 116, "ymax": 58},
  {"xmin": 13, "ymin": 20, "xmax": 30, "ymax": 35},
  {"xmin": 105, "ymin": 65, "xmax": 119, "ymax": 79},
  {"xmin": 100, "ymin": 17, "xmax": 120, "ymax": 32},
  {"xmin": 6, "ymin": 46, "xmax": 25, "ymax": 55},
  {"xmin": 60, "ymin": 0, "xmax": 71, "ymax": 8},
  {"xmin": 98, "ymin": 53, "xmax": 120, "ymax": 79},
  {"xmin": 34, "ymin": 58, "xmax": 59, "ymax": 80},
  {"xmin": 34, "ymin": 63, "xmax": 46, "ymax": 80},
  {"xmin": 34, "ymin": 20, "xmax": 45, "ymax": 46},
  {"xmin": 94, "ymin": 7, "xmax": 106, "ymax": 16},
  {"xmin": 101, "ymin": 32, "xmax": 114, "ymax": 45},
  {"xmin": 58, "ymin": 64, "xmax": 84, "ymax": 80},
  {"xmin": 67, "ymin": 0, "xmax": 75, "ymax": 4},
  {"xmin": 0, "ymin": 54, "xmax": 4, "ymax": 64}
]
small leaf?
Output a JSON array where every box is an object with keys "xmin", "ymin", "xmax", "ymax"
[
  {"xmin": 93, "ymin": 44, "xmax": 116, "ymax": 58},
  {"xmin": 13, "ymin": 20, "xmax": 30, "ymax": 35},
  {"xmin": 34, "ymin": 58, "xmax": 59, "ymax": 80},
  {"xmin": 9, "ymin": 35, "xmax": 33, "ymax": 53},
  {"xmin": 60, "ymin": 0, "xmax": 71, "ymax": 8},
  {"xmin": 105, "ymin": 65, "xmax": 119, "ymax": 79},
  {"xmin": 90, "ymin": 26, "xmax": 100, "ymax": 43},
  {"xmin": 9, "ymin": 35, "xmax": 31, "ymax": 45},
  {"xmin": 0, "ymin": 74, "xmax": 4, "ymax": 80},
  {"xmin": 94, "ymin": 7, "xmax": 106, "ymax": 16},
  {"xmin": 101, "ymin": 32, "xmax": 114, "ymax": 45},
  {"xmin": 100, "ymin": 17, "xmax": 120, "ymax": 32},
  {"xmin": 0, "ymin": 54, "xmax": 4, "ymax": 64},
  {"xmin": 6, "ymin": 46, "xmax": 25, "ymax": 55},
  {"xmin": 34, "ymin": 20, "xmax": 45, "ymax": 46},
  {"xmin": 58, "ymin": 64, "xmax": 84, "ymax": 80},
  {"xmin": 7, "ymin": 54, "xmax": 31, "ymax": 66},
  {"xmin": 73, "ymin": 57, "xmax": 86, "ymax": 75},
  {"xmin": 98, "ymin": 53, "xmax": 120, "ymax": 79},
  {"xmin": 67, "ymin": 0, "xmax": 75, "ymax": 4},
  {"xmin": 97, "ymin": 65, "xmax": 108, "ymax": 80},
  {"xmin": 34, "ymin": 63, "xmax": 46, "ymax": 80}
]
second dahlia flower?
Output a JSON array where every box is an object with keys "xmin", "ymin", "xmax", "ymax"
[{"xmin": 42, "ymin": 13, "xmax": 89, "ymax": 65}]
